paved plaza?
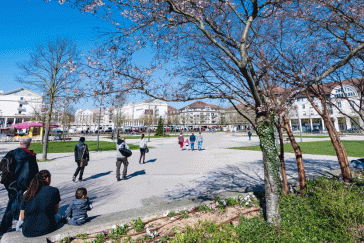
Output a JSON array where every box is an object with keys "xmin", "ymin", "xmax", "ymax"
[{"xmin": 0, "ymin": 133, "xmax": 360, "ymax": 224}]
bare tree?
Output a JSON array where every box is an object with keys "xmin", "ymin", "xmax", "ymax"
[
  {"xmin": 63, "ymin": 0, "xmax": 364, "ymax": 225},
  {"xmin": 17, "ymin": 38, "xmax": 81, "ymax": 160}
]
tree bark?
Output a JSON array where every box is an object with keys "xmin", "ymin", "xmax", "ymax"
[
  {"xmin": 282, "ymin": 115, "xmax": 306, "ymax": 192},
  {"xmin": 42, "ymin": 99, "xmax": 54, "ymax": 161},
  {"xmin": 276, "ymin": 123, "xmax": 289, "ymax": 195},
  {"xmin": 306, "ymin": 92, "xmax": 351, "ymax": 180},
  {"xmin": 322, "ymin": 113, "xmax": 351, "ymax": 179},
  {"xmin": 256, "ymin": 115, "xmax": 281, "ymax": 226}
]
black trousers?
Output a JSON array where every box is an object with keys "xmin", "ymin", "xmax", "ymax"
[
  {"xmin": 0, "ymin": 186, "xmax": 21, "ymax": 233},
  {"xmin": 139, "ymin": 148, "xmax": 146, "ymax": 163},
  {"xmin": 74, "ymin": 162, "xmax": 85, "ymax": 180}
]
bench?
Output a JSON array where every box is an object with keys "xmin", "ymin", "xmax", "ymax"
[{"xmin": 60, "ymin": 137, "xmax": 72, "ymax": 141}]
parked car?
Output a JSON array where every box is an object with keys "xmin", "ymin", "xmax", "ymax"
[{"xmin": 104, "ymin": 127, "xmax": 113, "ymax": 133}]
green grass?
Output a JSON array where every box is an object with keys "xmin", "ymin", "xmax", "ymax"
[
  {"xmin": 29, "ymin": 141, "xmax": 140, "ymax": 154},
  {"xmin": 250, "ymin": 134, "xmax": 329, "ymax": 138},
  {"xmin": 172, "ymin": 177, "xmax": 364, "ymax": 242},
  {"xmin": 231, "ymin": 140, "xmax": 364, "ymax": 157},
  {"xmin": 105, "ymin": 135, "xmax": 190, "ymax": 139}
]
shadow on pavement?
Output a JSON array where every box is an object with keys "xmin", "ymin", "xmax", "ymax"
[
  {"xmin": 144, "ymin": 159, "xmax": 157, "ymax": 164},
  {"xmin": 164, "ymin": 157, "xmax": 340, "ymax": 202},
  {"xmin": 83, "ymin": 171, "xmax": 113, "ymax": 182},
  {"xmin": 127, "ymin": 170, "xmax": 146, "ymax": 179}
]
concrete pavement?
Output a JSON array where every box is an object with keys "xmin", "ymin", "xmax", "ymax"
[{"xmin": 0, "ymin": 132, "xmax": 360, "ymax": 242}]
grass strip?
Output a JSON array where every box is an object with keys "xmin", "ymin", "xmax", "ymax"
[
  {"xmin": 230, "ymin": 140, "xmax": 364, "ymax": 157},
  {"xmin": 29, "ymin": 141, "xmax": 140, "ymax": 154},
  {"xmin": 105, "ymin": 135, "xmax": 190, "ymax": 139}
]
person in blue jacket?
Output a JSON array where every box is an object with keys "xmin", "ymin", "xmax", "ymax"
[
  {"xmin": 65, "ymin": 187, "xmax": 93, "ymax": 226},
  {"xmin": 0, "ymin": 137, "xmax": 39, "ymax": 235},
  {"xmin": 190, "ymin": 133, "xmax": 196, "ymax": 151}
]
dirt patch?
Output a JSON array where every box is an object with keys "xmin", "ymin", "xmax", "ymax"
[{"xmin": 57, "ymin": 195, "xmax": 262, "ymax": 243}]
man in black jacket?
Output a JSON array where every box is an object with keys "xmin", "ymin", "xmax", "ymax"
[
  {"xmin": 0, "ymin": 137, "xmax": 39, "ymax": 234},
  {"xmin": 73, "ymin": 137, "xmax": 89, "ymax": 182}
]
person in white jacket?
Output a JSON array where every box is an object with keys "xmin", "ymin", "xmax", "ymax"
[
  {"xmin": 116, "ymin": 138, "xmax": 129, "ymax": 181},
  {"xmin": 139, "ymin": 134, "xmax": 147, "ymax": 164},
  {"xmin": 196, "ymin": 132, "xmax": 203, "ymax": 151}
]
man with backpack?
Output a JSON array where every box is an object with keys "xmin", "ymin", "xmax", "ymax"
[
  {"xmin": 0, "ymin": 137, "xmax": 39, "ymax": 234},
  {"xmin": 116, "ymin": 138, "xmax": 131, "ymax": 181},
  {"xmin": 73, "ymin": 137, "xmax": 89, "ymax": 182}
]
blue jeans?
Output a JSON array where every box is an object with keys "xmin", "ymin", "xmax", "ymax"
[
  {"xmin": 0, "ymin": 187, "xmax": 21, "ymax": 233},
  {"xmin": 191, "ymin": 142, "xmax": 195, "ymax": 150},
  {"xmin": 198, "ymin": 141, "xmax": 202, "ymax": 150}
]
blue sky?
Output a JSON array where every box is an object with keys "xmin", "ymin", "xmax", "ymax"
[
  {"xmin": 0, "ymin": 0, "xmax": 230, "ymax": 110},
  {"xmin": 1, "ymin": 1, "xmax": 107, "ymax": 93}
]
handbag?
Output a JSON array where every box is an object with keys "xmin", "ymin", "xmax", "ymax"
[
  {"xmin": 119, "ymin": 143, "xmax": 132, "ymax": 157},
  {"xmin": 145, "ymin": 147, "xmax": 149, "ymax": 153},
  {"xmin": 80, "ymin": 145, "xmax": 89, "ymax": 167}
]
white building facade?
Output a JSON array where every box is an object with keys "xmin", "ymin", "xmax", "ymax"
[
  {"xmin": 0, "ymin": 88, "xmax": 43, "ymax": 128},
  {"xmin": 113, "ymin": 99, "xmax": 168, "ymax": 127},
  {"xmin": 287, "ymin": 82, "xmax": 363, "ymax": 133},
  {"xmin": 179, "ymin": 101, "xmax": 225, "ymax": 128}
]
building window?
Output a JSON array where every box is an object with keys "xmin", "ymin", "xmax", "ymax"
[
  {"xmin": 337, "ymin": 101, "xmax": 342, "ymax": 108},
  {"xmin": 302, "ymin": 104, "xmax": 305, "ymax": 109},
  {"xmin": 350, "ymin": 100, "xmax": 356, "ymax": 112},
  {"xmin": 20, "ymin": 97, "xmax": 24, "ymax": 100},
  {"xmin": 19, "ymin": 104, "xmax": 23, "ymax": 108},
  {"xmin": 18, "ymin": 111, "xmax": 21, "ymax": 114},
  {"xmin": 303, "ymin": 111, "xmax": 306, "ymax": 116},
  {"xmin": 335, "ymin": 86, "xmax": 357, "ymax": 98}
]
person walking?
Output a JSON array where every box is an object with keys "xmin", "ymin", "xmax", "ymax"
[
  {"xmin": 73, "ymin": 137, "xmax": 89, "ymax": 182},
  {"xmin": 190, "ymin": 133, "xmax": 196, "ymax": 151},
  {"xmin": 116, "ymin": 138, "xmax": 129, "ymax": 181},
  {"xmin": 178, "ymin": 133, "xmax": 184, "ymax": 151},
  {"xmin": 248, "ymin": 130, "xmax": 252, "ymax": 140},
  {"xmin": 0, "ymin": 137, "xmax": 39, "ymax": 235},
  {"xmin": 196, "ymin": 132, "xmax": 203, "ymax": 151},
  {"xmin": 139, "ymin": 134, "xmax": 147, "ymax": 164}
]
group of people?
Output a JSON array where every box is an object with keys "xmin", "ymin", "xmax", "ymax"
[
  {"xmin": 0, "ymin": 137, "xmax": 93, "ymax": 238},
  {"xmin": 178, "ymin": 132, "xmax": 203, "ymax": 151},
  {"xmin": 1, "ymin": 131, "xmax": 199, "ymax": 238}
]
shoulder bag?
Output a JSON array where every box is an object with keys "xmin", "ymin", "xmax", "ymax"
[
  {"xmin": 119, "ymin": 143, "xmax": 132, "ymax": 157},
  {"xmin": 80, "ymin": 145, "xmax": 89, "ymax": 167}
]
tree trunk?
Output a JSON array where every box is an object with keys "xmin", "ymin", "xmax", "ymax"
[
  {"xmin": 276, "ymin": 124, "xmax": 289, "ymax": 195},
  {"xmin": 322, "ymin": 114, "xmax": 351, "ymax": 180},
  {"xmin": 282, "ymin": 115, "xmax": 306, "ymax": 192},
  {"xmin": 256, "ymin": 115, "xmax": 281, "ymax": 226},
  {"xmin": 42, "ymin": 99, "xmax": 54, "ymax": 161}
]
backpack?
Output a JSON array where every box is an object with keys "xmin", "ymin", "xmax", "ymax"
[
  {"xmin": 119, "ymin": 143, "xmax": 132, "ymax": 157},
  {"xmin": 0, "ymin": 150, "xmax": 15, "ymax": 185}
]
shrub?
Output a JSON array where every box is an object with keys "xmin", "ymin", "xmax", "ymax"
[{"xmin": 131, "ymin": 218, "xmax": 145, "ymax": 232}]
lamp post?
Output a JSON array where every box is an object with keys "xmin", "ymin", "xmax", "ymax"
[
  {"xmin": 96, "ymin": 84, "xmax": 104, "ymax": 151},
  {"xmin": 294, "ymin": 106, "xmax": 302, "ymax": 143},
  {"xmin": 147, "ymin": 105, "xmax": 151, "ymax": 142}
]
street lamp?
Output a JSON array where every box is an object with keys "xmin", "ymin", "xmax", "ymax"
[
  {"xmin": 294, "ymin": 105, "xmax": 302, "ymax": 143},
  {"xmin": 97, "ymin": 84, "xmax": 104, "ymax": 151}
]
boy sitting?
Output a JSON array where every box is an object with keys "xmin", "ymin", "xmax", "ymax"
[{"xmin": 65, "ymin": 187, "xmax": 93, "ymax": 226}]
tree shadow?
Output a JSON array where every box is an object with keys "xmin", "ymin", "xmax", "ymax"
[
  {"xmin": 126, "ymin": 170, "xmax": 146, "ymax": 179},
  {"xmin": 164, "ymin": 156, "xmax": 341, "ymax": 203},
  {"xmin": 82, "ymin": 171, "xmax": 113, "ymax": 182},
  {"xmin": 144, "ymin": 159, "xmax": 157, "ymax": 164}
]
